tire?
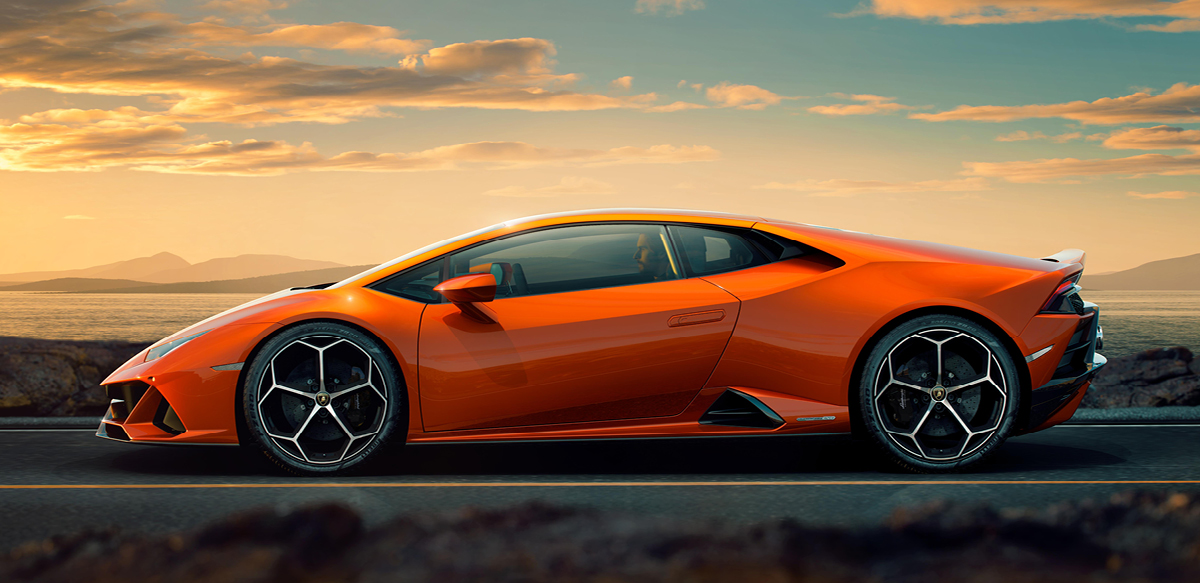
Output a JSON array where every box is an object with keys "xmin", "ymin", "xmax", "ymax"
[
  {"xmin": 857, "ymin": 314, "xmax": 1020, "ymax": 473},
  {"xmin": 242, "ymin": 322, "xmax": 404, "ymax": 476}
]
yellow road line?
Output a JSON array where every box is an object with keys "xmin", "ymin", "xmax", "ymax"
[{"xmin": 3, "ymin": 480, "xmax": 1200, "ymax": 489}]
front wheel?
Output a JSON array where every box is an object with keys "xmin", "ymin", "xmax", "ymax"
[
  {"xmin": 242, "ymin": 322, "xmax": 404, "ymax": 476},
  {"xmin": 857, "ymin": 315, "xmax": 1020, "ymax": 473}
]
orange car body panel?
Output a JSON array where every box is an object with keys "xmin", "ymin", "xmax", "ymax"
[
  {"xmin": 417, "ymin": 277, "xmax": 740, "ymax": 432},
  {"xmin": 100, "ymin": 208, "xmax": 1099, "ymax": 448}
]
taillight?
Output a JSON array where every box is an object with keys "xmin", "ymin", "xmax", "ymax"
[{"xmin": 1040, "ymin": 273, "xmax": 1085, "ymax": 315}]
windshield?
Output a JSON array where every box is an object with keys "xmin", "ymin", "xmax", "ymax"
[{"xmin": 329, "ymin": 222, "xmax": 507, "ymax": 288}]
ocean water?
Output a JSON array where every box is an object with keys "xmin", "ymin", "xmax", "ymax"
[
  {"xmin": 0, "ymin": 292, "xmax": 264, "ymax": 343},
  {"xmin": 1082, "ymin": 290, "xmax": 1200, "ymax": 357},
  {"xmin": 0, "ymin": 290, "xmax": 1196, "ymax": 357}
]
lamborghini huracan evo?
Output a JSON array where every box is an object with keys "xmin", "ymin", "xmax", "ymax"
[{"xmin": 98, "ymin": 209, "xmax": 1105, "ymax": 474}]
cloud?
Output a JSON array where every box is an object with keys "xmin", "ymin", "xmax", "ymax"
[
  {"xmin": 1127, "ymin": 190, "xmax": 1200, "ymax": 199},
  {"xmin": 200, "ymin": 0, "xmax": 287, "ymax": 15},
  {"xmin": 483, "ymin": 176, "xmax": 617, "ymax": 198},
  {"xmin": 757, "ymin": 177, "xmax": 991, "ymax": 196},
  {"xmin": 1135, "ymin": 19, "xmax": 1200, "ymax": 32},
  {"xmin": 995, "ymin": 130, "xmax": 1083, "ymax": 142},
  {"xmin": 705, "ymin": 82, "xmax": 792, "ymax": 110},
  {"xmin": 63, "ymin": 214, "xmax": 96, "ymax": 219},
  {"xmin": 912, "ymin": 83, "xmax": 1200, "ymax": 125},
  {"xmin": 965, "ymin": 153, "xmax": 1200, "ymax": 182},
  {"xmin": 185, "ymin": 22, "xmax": 432, "ymax": 55},
  {"xmin": 645, "ymin": 101, "xmax": 708, "ymax": 112},
  {"xmin": 0, "ymin": 2, "xmax": 659, "ymax": 127},
  {"xmin": 1101, "ymin": 125, "xmax": 1200, "ymax": 152},
  {"xmin": 610, "ymin": 76, "xmax": 633, "ymax": 90},
  {"xmin": 852, "ymin": 1, "xmax": 1200, "ymax": 27},
  {"xmin": 635, "ymin": 0, "xmax": 705, "ymax": 16},
  {"xmin": 399, "ymin": 38, "xmax": 561, "ymax": 78},
  {"xmin": 808, "ymin": 93, "xmax": 919, "ymax": 116},
  {"xmin": 0, "ymin": 114, "xmax": 720, "ymax": 175}
]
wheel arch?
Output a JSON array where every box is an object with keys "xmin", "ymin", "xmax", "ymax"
[
  {"xmin": 232, "ymin": 317, "xmax": 411, "ymax": 445},
  {"xmin": 845, "ymin": 305, "xmax": 1032, "ymax": 439}
]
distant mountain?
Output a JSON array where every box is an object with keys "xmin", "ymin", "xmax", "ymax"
[
  {"xmin": 140, "ymin": 254, "xmax": 345, "ymax": 283},
  {"xmin": 0, "ymin": 253, "xmax": 346, "ymax": 284},
  {"xmin": 0, "ymin": 278, "xmax": 155, "ymax": 292},
  {"xmin": 0, "ymin": 252, "xmax": 189, "ymax": 283},
  {"xmin": 1082, "ymin": 253, "xmax": 1200, "ymax": 290},
  {"xmin": 88, "ymin": 265, "xmax": 374, "ymax": 293}
]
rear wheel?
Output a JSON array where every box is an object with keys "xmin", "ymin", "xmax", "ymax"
[
  {"xmin": 242, "ymin": 322, "xmax": 403, "ymax": 476},
  {"xmin": 858, "ymin": 315, "xmax": 1020, "ymax": 473}
]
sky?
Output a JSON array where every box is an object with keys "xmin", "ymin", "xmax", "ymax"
[{"xmin": 2, "ymin": 0, "xmax": 1199, "ymax": 275}]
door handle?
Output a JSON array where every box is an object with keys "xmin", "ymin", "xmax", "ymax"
[{"xmin": 668, "ymin": 309, "xmax": 726, "ymax": 327}]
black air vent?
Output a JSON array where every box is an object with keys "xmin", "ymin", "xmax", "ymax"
[{"xmin": 699, "ymin": 390, "xmax": 785, "ymax": 429}]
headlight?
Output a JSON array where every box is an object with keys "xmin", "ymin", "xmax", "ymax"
[{"xmin": 145, "ymin": 331, "xmax": 209, "ymax": 362}]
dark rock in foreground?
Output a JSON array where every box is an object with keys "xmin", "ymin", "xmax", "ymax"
[
  {"xmin": 5, "ymin": 491, "xmax": 1200, "ymax": 582},
  {"xmin": 1083, "ymin": 346, "xmax": 1200, "ymax": 408},
  {"xmin": 0, "ymin": 338, "xmax": 150, "ymax": 416}
]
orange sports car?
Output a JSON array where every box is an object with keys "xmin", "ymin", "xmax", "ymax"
[{"xmin": 98, "ymin": 209, "xmax": 1105, "ymax": 475}]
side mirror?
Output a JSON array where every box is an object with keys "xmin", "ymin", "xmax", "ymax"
[{"xmin": 434, "ymin": 273, "xmax": 497, "ymax": 324}]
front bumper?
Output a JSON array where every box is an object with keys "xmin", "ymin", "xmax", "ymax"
[{"xmin": 97, "ymin": 322, "xmax": 280, "ymax": 445}]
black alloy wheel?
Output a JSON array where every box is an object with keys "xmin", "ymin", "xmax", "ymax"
[
  {"xmin": 858, "ymin": 314, "xmax": 1020, "ymax": 473},
  {"xmin": 242, "ymin": 322, "xmax": 404, "ymax": 475}
]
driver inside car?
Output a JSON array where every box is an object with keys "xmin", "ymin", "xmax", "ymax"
[{"xmin": 633, "ymin": 232, "xmax": 678, "ymax": 281}]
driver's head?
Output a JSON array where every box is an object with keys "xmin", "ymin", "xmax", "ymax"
[{"xmin": 633, "ymin": 233, "xmax": 671, "ymax": 279}]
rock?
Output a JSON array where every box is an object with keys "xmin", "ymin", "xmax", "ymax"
[
  {"xmin": 1082, "ymin": 346, "xmax": 1200, "ymax": 408},
  {"xmin": 0, "ymin": 338, "xmax": 151, "ymax": 416},
  {"xmin": 6, "ymin": 493, "xmax": 1200, "ymax": 582}
]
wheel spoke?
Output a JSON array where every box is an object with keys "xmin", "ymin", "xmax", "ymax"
[
  {"xmin": 328, "ymin": 382, "xmax": 371, "ymax": 399},
  {"xmin": 325, "ymin": 405, "xmax": 357, "ymax": 439},
  {"xmin": 270, "ymin": 384, "xmax": 316, "ymax": 399},
  {"xmin": 945, "ymin": 377, "xmax": 989, "ymax": 394}
]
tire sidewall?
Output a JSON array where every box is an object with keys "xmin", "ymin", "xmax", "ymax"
[
  {"xmin": 242, "ymin": 321, "xmax": 405, "ymax": 475},
  {"xmin": 858, "ymin": 314, "xmax": 1020, "ymax": 473}
]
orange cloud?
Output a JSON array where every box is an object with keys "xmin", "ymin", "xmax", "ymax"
[
  {"xmin": 995, "ymin": 130, "xmax": 1083, "ymax": 142},
  {"xmin": 635, "ymin": 0, "xmax": 705, "ymax": 16},
  {"xmin": 0, "ymin": 115, "xmax": 719, "ymax": 175},
  {"xmin": 757, "ymin": 177, "xmax": 990, "ymax": 196},
  {"xmin": 610, "ymin": 76, "xmax": 634, "ymax": 91},
  {"xmin": 913, "ymin": 83, "xmax": 1200, "ymax": 125},
  {"xmin": 645, "ymin": 101, "xmax": 708, "ymax": 112},
  {"xmin": 705, "ymin": 82, "xmax": 792, "ymax": 110},
  {"xmin": 0, "ymin": 3, "xmax": 659, "ymax": 126},
  {"xmin": 200, "ymin": 0, "xmax": 287, "ymax": 16},
  {"xmin": 809, "ymin": 94, "xmax": 919, "ymax": 116},
  {"xmin": 184, "ymin": 22, "xmax": 432, "ymax": 55},
  {"xmin": 856, "ymin": 1, "xmax": 1200, "ymax": 26},
  {"xmin": 966, "ymin": 153, "xmax": 1200, "ymax": 182},
  {"xmin": 1101, "ymin": 125, "xmax": 1200, "ymax": 151},
  {"xmin": 400, "ymin": 38, "xmax": 558, "ymax": 78},
  {"xmin": 1127, "ymin": 190, "xmax": 1200, "ymax": 199},
  {"xmin": 483, "ymin": 176, "xmax": 617, "ymax": 198}
]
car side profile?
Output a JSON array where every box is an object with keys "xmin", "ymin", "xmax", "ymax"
[{"xmin": 98, "ymin": 209, "xmax": 1105, "ymax": 474}]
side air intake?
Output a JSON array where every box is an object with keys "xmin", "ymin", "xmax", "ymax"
[{"xmin": 699, "ymin": 389, "xmax": 785, "ymax": 429}]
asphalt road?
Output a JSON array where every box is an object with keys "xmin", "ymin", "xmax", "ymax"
[{"xmin": 3, "ymin": 425, "xmax": 1200, "ymax": 551}]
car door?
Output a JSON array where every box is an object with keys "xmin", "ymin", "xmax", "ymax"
[{"xmin": 416, "ymin": 223, "xmax": 741, "ymax": 432}]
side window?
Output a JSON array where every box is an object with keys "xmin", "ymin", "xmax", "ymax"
[
  {"xmin": 668, "ymin": 225, "xmax": 766, "ymax": 276},
  {"xmin": 372, "ymin": 259, "xmax": 444, "ymax": 303},
  {"xmin": 448, "ymin": 224, "xmax": 680, "ymax": 298}
]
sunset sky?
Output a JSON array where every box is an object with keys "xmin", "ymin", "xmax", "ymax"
[{"xmin": 3, "ymin": 0, "xmax": 1199, "ymax": 275}]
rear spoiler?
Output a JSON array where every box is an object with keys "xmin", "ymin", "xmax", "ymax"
[{"xmin": 1040, "ymin": 249, "xmax": 1086, "ymax": 268}]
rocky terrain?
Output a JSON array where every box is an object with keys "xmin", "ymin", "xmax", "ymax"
[
  {"xmin": 1, "ymin": 337, "xmax": 1198, "ymax": 416},
  {"xmin": 0, "ymin": 338, "xmax": 150, "ymax": 416},
  {"xmin": 1082, "ymin": 346, "xmax": 1200, "ymax": 408},
  {"xmin": 4, "ymin": 491, "xmax": 1200, "ymax": 582}
]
